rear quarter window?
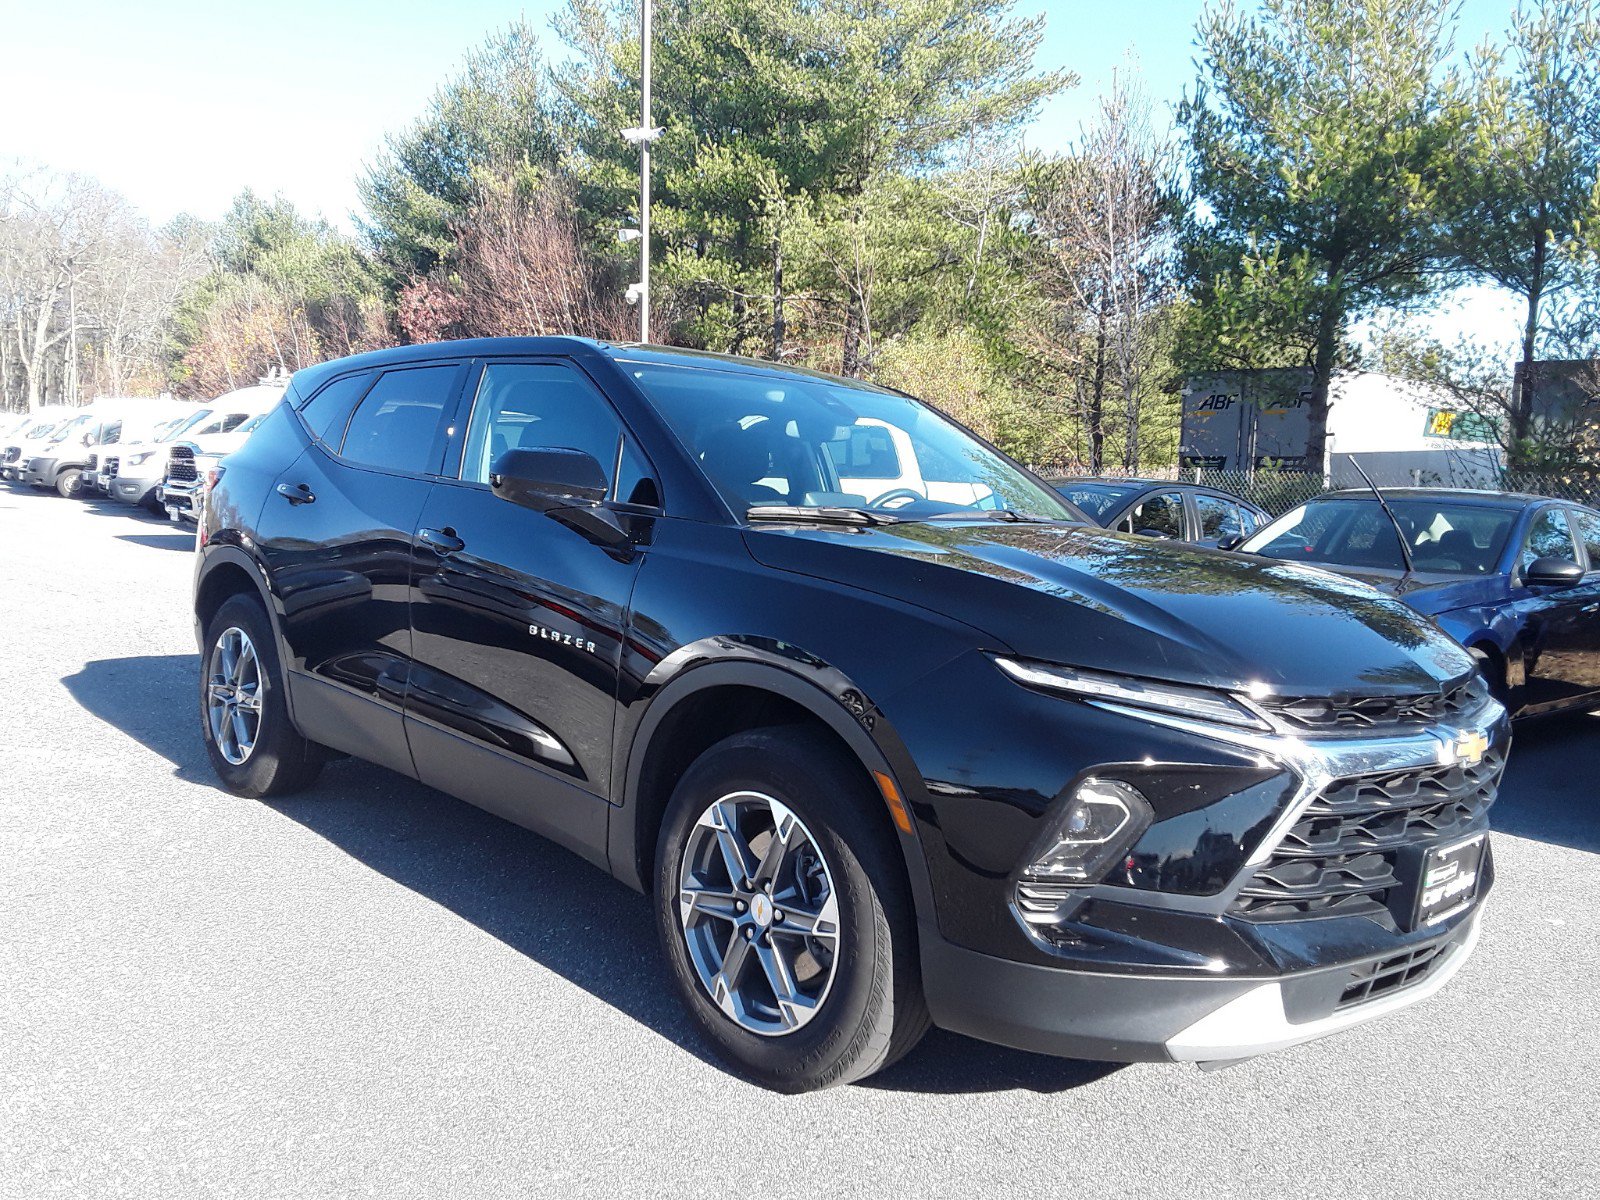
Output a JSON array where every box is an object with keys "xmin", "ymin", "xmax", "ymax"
[{"xmin": 300, "ymin": 372, "xmax": 374, "ymax": 445}]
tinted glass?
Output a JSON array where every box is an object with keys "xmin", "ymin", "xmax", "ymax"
[
  {"xmin": 1118, "ymin": 492, "xmax": 1184, "ymax": 538},
  {"xmin": 1059, "ymin": 482, "xmax": 1137, "ymax": 519},
  {"xmin": 1243, "ymin": 498, "xmax": 1517, "ymax": 574},
  {"xmin": 1194, "ymin": 493, "xmax": 1244, "ymax": 539},
  {"xmin": 825, "ymin": 423, "xmax": 901, "ymax": 480},
  {"xmin": 627, "ymin": 362, "xmax": 1079, "ymax": 519},
  {"xmin": 300, "ymin": 373, "xmax": 372, "ymax": 445},
  {"xmin": 1574, "ymin": 509, "xmax": 1600, "ymax": 570},
  {"xmin": 1519, "ymin": 507, "xmax": 1578, "ymax": 574},
  {"xmin": 462, "ymin": 362, "xmax": 641, "ymax": 500},
  {"xmin": 340, "ymin": 365, "xmax": 457, "ymax": 474}
]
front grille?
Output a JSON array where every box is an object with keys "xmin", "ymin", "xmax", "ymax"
[
  {"xmin": 1336, "ymin": 941, "xmax": 1451, "ymax": 1009},
  {"xmin": 106, "ymin": 456, "xmax": 120, "ymax": 479},
  {"xmin": 86, "ymin": 452, "xmax": 98, "ymax": 472},
  {"xmin": 167, "ymin": 446, "xmax": 197, "ymax": 483},
  {"xmin": 1254, "ymin": 676, "xmax": 1483, "ymax": 733},
  {"xmin": 2, "ymin": 446, "xmax": 18, "ymax": 464},
  {"xmin": 1231, "ymin": 748, "xmax": 1503, "ymax": 923}
]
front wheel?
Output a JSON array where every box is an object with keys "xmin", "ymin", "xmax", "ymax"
[
  {"xmin": 655, "ymin": 727, "xmax": 928, "ymax": 1092},
  {"xmin": 199, "ymin": 594, "xmax": 324, "ymax": 797},
  {"xmin": 55, "ymin": 468, "xmax": 83, "ymax": 498}
]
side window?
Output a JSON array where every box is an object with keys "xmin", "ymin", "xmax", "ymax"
[
  {"xmin": 1574, "ymin": 509, "xmax": 1600, "ymax": 572},
  {"xmin": 462, "ymin": 362, "xmax": 648, "ymax": 503},
  {"xmin": 1195, "ymin": 493, "xmax": 1244, "ymax": 539},
  {"xmin": 217, "ymin": 412, "xmax": 252, "ymax": 434},
  {"xmin": 300, "ymin": 372, "xmax": 372, "ymax": 445},
  {"xmin": 826, "ymin": 424, "xmax": 901, "ymax": 480},
  {"xmin": 340, "ymin": 365, "xmax": 459, "ymax": 475},
  {"xmin": 1119, "ymin": 492, "xmax": 1185, "ymax": 538},
  {"xmin": 1519, "ymin": 507, "xmax": 1579, "ymax": 575}
]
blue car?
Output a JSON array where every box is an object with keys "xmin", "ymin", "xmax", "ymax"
[{"xmin": 1234, "ymin": 488, "xmax": 1600, "ymax": 719}]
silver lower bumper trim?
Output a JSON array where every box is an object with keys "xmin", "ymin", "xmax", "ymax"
[{"xmin": 1165, "ymin": 910, "xmax": 1483, "ymax": 1062}]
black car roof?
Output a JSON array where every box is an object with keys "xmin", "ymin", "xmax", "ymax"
[{"xmin": 288, "ymin": 337, "xmax": 904, "ymax": 399}]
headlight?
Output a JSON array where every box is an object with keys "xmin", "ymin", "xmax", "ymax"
[
  {"xmin": 1023, "ymin": 777, "xmax": 1154, "ymax": 883},
  {"xmin": 995, "ymin": 656, "xmax": 1269, "ymax": 731},
  {"xmin": 127, "ymin": 452, "xmax": 153, "ymax": 465}
]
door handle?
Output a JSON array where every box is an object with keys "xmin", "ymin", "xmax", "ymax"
[
  {"xmin": 419, "ymin": 526, "xmax": 465, "ymax": 555},
  {"xmin": 275, "ymin": 482, "xmax": 315, "ymax": 506}
]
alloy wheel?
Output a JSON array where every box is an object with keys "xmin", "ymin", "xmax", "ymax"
[
  {"xmin": 206, "ymin": 626, "xmax": 262, "ymax": 766},
  {"xmin": 677, "ymin": 791, "xmax": 842, "ymax": 1036}
]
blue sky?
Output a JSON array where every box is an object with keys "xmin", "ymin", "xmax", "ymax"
[{"xmin": 0, "ymin": 0, "xmax": 1526, "ymax": 345}]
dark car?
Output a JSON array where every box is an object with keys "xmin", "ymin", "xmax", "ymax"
[
  {"xmin": 193, "ymin": 338, "xmax": 1504, "ymax": 1092},
  {"xmin": 1054, "ymin": 477, "xmax": 1269, "ymax": 548},
  {"xmin": 1234, "ymin": 488, "xmax": 1600, "ymax": 719}
]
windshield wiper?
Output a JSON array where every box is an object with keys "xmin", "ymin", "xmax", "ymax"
[
  {"xmin": 746, "ymin": 504, "xmax": 900, "ymax": 527},
  {"xmin": 923, "ymin": 507, "xmax": 1056, "ymax": 524}
]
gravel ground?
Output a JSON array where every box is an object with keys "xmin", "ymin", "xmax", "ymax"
[{"xmin": 2, "ymin": 484, "xmax": 1597, "ymax": 1199}]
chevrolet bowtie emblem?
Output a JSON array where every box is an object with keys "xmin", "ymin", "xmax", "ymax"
[{"xmin": 1452, "ymin": 731, "xmax": 1490, "ymax": 766}]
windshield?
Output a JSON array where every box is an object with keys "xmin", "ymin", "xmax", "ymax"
[
  {"xmin": 21, "ymin": 419, "xmax": 61, "ymax": 439},
  {"xmin": 149, "ymin": 416, "xmax": 190, "ymax": 441},
  {"xmin": 626, "ymin": 362, "xmax": 1082, "ymax": 522},
  {"xmin": 165, "ymin": 408, "xmax": 215, "ymax": 440},
  {"xmin": 1240, "ymin": 498, "xmax": 1517, "ymax": 575},
  {"xmin": 48, "ymin": 415, "xmax": 92, "ymax": 444},
  {"xmin": 1056, "ymin": 481, "xmax": 1138, "ymax": 520}
]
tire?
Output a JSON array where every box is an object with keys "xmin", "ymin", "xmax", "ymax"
[
  {"xmin": 654, "ymin": 726, "xmax": 929, "ymax": 1092},
  {"xmin": 199, "ymin": 594, "xmax": 324, "ymax": 797},
  {"xmin": 55, "ymin": 468, "xmax": 83, "ymax": 498}
]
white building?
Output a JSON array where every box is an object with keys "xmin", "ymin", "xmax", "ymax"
[{"xmin": 1180, "ymin": 368, "xmax": 1502, "ymax": 486}]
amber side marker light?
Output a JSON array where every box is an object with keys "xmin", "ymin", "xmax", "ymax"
[{"xmin": 873, "ymin": 771, "xmax": 912, "ymax": 834}]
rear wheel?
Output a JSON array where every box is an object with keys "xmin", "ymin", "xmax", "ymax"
[
  {"xmin": 199, "ymin": 594, "xmax": 324, "ymax": 797},
  {"xmin": 654, "ymin": 726, "xmax": 928, "ymax": 1092}
]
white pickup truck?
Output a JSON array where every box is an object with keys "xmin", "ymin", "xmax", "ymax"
[{"xmin": 156, "ymin": 382, "xmax": 285, "ymax": 522}]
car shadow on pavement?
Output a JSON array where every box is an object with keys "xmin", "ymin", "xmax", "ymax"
[
  {"xmin": 1491, "ymin": 712, "xmax": 1600, "ymax": 854},
  {"xmin": 60, "ymin": 654, "xmax": 1119, "ymax": 1095},
  {"xmin": 115, "ymin": 531, "xmax": 194, "ymax": 552}
]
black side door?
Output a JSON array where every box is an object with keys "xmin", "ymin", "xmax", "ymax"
[
  {"xmin": 1507, "ymin": 504, "xmax": 1594, "ymax": 712},
  {"xmin": 403, "ymin": 357, "xmax": 659, "ymax": 867},
  {"xmin": 255, "ymin": 361, "xmax": 467, "ymax": 777}
]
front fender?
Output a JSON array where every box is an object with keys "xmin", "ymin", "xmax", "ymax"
[{"xmin": 609, "ymin": 642, "xmax": 939, "ymax": 927}]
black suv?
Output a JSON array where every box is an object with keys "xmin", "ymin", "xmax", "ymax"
[{"xmin": 194, "ymin": 338, "xmax": 1505, "ymax": 1091}]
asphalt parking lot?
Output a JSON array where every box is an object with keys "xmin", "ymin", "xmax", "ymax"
[{"xmin": 2, "ymin": 485, "xmax": 1597, "ymax": 1199}]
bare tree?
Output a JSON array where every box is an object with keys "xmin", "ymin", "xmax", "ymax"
[
  {"xmin": 1029, "ymin": 74, "xmax": 1179, "ymax": 471},
  {"xmin": 1, "ymin": 165, "xmax": 203, "ymax": 409},
  {"xmin": 450, "ymin": 171, "xmax": 632, "ymax": 341}
]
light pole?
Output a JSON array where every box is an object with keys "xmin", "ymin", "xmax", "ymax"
[{"xmin": 621, "ymin": 1, "xmax": 662, "ymax": 343}]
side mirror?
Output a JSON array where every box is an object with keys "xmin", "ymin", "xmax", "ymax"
[
  {"xmin": 1216, "ymin": 533, "xmax": 1246, "ymax": 552},
  {"xmin": 1524, "ymin": 556, "xmax": 1584, "ymax": 588},
  {"xmin": 490, "ymin": 448, "xmax": 607, "ymax": 514},
  {"xmin": 490, "ymin": 447, "xmax": 632, "ymax": 552}
]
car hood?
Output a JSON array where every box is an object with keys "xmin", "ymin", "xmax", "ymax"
[
  {"xmin": 745, "ymin": 519, "xmax": 1475, "ymax": 696},
  {"xmin": 1301, "ymin": 566, "xmax": 1511, "ymax": 617}
]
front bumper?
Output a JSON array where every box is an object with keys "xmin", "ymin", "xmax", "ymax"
[
  {"xmin": 921, "ymin": 904, "xmax": 1484, "ymax": 1064},
  {"xmin": 22, "ymin": 456, "xmax": 59, "ymax": 486},
  {"xmin": 111, "ymin": 473, "xmax": 160, "ymax": 504}
]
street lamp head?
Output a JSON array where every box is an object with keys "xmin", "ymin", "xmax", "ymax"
[
  {"xmin": 620, "ymin": 126, "xmax": 666, "ymax": 144},
  {"xmin": 618, "ymin": 228, "xmax": 642, "ymax": 243}
]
